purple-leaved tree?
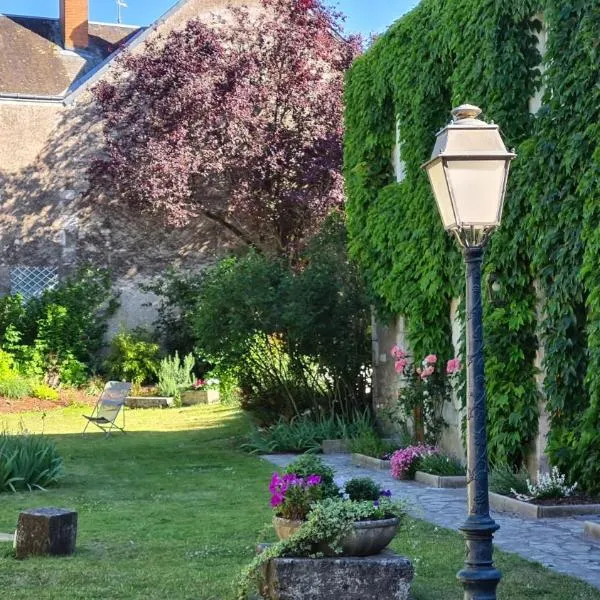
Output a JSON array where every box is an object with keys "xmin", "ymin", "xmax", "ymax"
[{"xmin": 93, "ymin": 0, "xmax": 359, "ymax": 256}]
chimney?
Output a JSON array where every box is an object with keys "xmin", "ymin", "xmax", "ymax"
[{"xmin": 60, "ymin": 0, "xmax": 89, "ymax": 50}]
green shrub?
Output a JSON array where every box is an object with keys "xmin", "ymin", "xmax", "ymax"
[
  {"xmin": 416, "ymin": 453, "xmax": 466, "ymax": 476},
  {"xmin": 105, "ymin": 329, "xmax": 160, "ymax": 386},
  {"xmin": 0, "ymin": 375, "xmax": 31, "ymax": 399},
  {"xmin": 283, "ymin": 454, "xmax": 339, "ymax": 498},
  {"xmin": 0, "ymin": 267, "xmax": 118, "ymax": 384},
  {"xmin": 0, "ymin": 349, "xmax": 15, "ymax": 379},
  {"xmin": 349, "ymin": 430, "xmax": 398, "ymax": 459},
  {"xmin": 0, "ymin": 431, "xmax": 62, "ymax": 492},
  {"xmin": 157, "ymin": 352, "xmax": 195, "ymax": 399},
  {"xmin": 489, "ymin": 464, "xmax": 529, "ymax": 496},
  {"xmin": 344, "ymin": 477, "xmax": 381, "ymax": 502},
  {"xmin": 172, "ymin": 216, "xmax": 372, "ymax": 425},
  {"xmin": 30, "ymin": 382, "xmax": 60, "ymax": 402},
  {"xmin": 242, "ymin": 412, "xmax": 373, "ymax": 454}
]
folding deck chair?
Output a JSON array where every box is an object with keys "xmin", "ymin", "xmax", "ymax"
[{"xmin": 82, "ymin": 381, "xmax": 132, "ymax": 437}]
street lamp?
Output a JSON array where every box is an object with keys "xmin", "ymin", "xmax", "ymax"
[{"xmin": 422, "ymin": 104, "xmax": 516, "ymax": 600}]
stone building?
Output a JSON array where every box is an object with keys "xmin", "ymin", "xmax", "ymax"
[{"xmin": 0, "ymin": 0, "xmax": 257, "ymax": 334}]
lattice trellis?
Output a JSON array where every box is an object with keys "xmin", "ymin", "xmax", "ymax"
[{"xmin": 10, "ymin": 267, "xmax": 59, "ymax": 301}]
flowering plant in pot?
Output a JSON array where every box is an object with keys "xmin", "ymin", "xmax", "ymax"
[
  {"xmin": 270, "ymin": 472, "xmax": 323, "ymax": 539},
  {"xmin": 389, "ymin": 346, "xmax": 462, "ymax": 445},
  {"xmin": 238, "ymin": 477, "xmax": 406, "ymax": 599}
]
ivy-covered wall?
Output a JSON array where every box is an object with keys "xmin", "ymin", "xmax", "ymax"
[{"xmin": 344, "ymin": 0, "xmax": 600, "ymax": 491}]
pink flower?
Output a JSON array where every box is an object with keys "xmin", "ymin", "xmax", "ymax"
[
  {"xmin": 424, "ymin": 354, "xmax": 437, "ymax": 364},
  {"xmin": 394, "ymin": 357, "xmax": 408, "ymax": 373},
  {"xmin": 390, "ymin": 445, "xmax": 438, "ymax": 478},
  {"xmin": 391, "ymin": 345, "xmax": 407, "ymax": 360},
  {"xmin": 420, "ymin": 365, "xmax": 435, "ymax": 379},
  {"xmin": 446, "ymin": 357, "xmax": 461, "ymax": 375}
]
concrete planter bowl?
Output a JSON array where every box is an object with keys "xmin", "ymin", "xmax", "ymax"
[{"xmin": 273, "ymin": 516, "xmax": 400, "ymax": 556}]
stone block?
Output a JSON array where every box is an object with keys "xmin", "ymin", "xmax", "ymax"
[
  {"xmin": 259, "ymin": 549, "xmax": 413, "ymax": 600},
  {"xmin": 181, "ymin": 389, "xmax": 220, "ymax": 406},
  {"xmin": 15, "ymin": 508, "xmax": 77, "ymax": 559},
  {"xmin": 584, "ymin": 521, "xmax": 600, "ymax": 542},
  {"xmin": 415, "ymin": 471, "xmax": 466, "ymax": 488},
  {"xmin": 351, "ymin": 453, "xmax": 391, "ymax": 471}
]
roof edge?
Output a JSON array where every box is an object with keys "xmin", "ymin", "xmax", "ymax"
[
  {"xmin": 64, "ymin": 0, "xmax": 196, "ymax": 105},
  {"xmin": 0, "ymin": 92, "xmax": 63, "ymax": 104}
]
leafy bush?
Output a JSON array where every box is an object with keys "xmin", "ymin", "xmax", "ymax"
[
  {"xmin": 157, "ymin": 352, "xmax": 195, "ymax": 398},
  {"xmin": 0, "ymin": 267, "xmax": 118, "ymax": 384},
  {"xmin": 105, "ymin": 329, "xmax": 160, "ymax": 386},
  {"xmin": 30, "ymin": 382, "xmax": 60, "ymax": 402},
  {"xmin": 349, "ymin": 430, "xmax": 398, "ymax": 459},
  {"xmin": 0, "ymin": 349, "xmax": 15, "ymax": 379},
  {"xmin": 0, "ymin": 431, "xmax": 62, "ymax": 492},
  {"xmin": 163, "ymin": 216, "xmax": 371, "ymax": 424},
  {"xmin": 344, "ymin": 477, "xmax": 382, "ymax": 502},
  {"xmin": 488, "ymin": 464, "xmax": 529, "ymax": 497},
  {"xmin": 283, "ymin": 455, "xmax": 339, "ymax": 499},
  {"xmin": 0, "ymin": 375, "xmax": 31, "ymax": 399},
  {"xmin": 416, "ymin": 453, "xmax": 465, "ymax": 476},
  {"xmin": 242, "ymin": 412, "xmax": 373, "ymax": 454}
]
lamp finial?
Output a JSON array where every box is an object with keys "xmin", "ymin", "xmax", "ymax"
[{"xmin": 451, "ymin": 104, "xmax": 482, "ymax": 121}]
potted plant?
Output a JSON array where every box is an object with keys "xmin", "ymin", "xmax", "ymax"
[
  {"xmin": 270, "ymin": 472, "xmax": 324, "ymax": 539},
  {"xmin": 238, "ymin": 472, "xmax": 405, "ymax": 599}
]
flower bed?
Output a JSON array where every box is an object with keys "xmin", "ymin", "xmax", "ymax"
[{"xmin": 489, "ymin": 466, "xmax": 600, "ymax": 518}]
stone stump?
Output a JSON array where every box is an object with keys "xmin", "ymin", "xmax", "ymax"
[
  {"xmin": 258, "ymin": 549, "xmax": 413, "ymax": 600},
  {"xmin": 15, "ymin": 508, "xmax": 77, "ymax": 559}
]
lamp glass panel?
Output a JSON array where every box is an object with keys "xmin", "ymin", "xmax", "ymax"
[
  {"xmin": 426, "ymin": 160, "xmax": 456, "ymax": 228},
  {"xmin": 445, "ymin": 159, "xmax": 506, "ymax": 227}
]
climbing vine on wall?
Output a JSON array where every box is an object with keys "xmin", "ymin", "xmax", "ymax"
[{"xmin": 344, "ymin": 0, "xmax": 600, "ymax": 482}]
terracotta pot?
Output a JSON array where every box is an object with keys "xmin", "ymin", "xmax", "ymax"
[{"xmin": 273, "ymin": 516, "xmax": 304, "ymax": 540}]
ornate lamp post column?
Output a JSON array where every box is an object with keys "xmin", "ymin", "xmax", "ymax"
[{"xmin": 422, "ymin": 104, "xmax": 516, "ymax": 599}]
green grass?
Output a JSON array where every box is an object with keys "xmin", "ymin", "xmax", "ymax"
[{"xmin": 0, "ymin": 405, "xmax": 598, "ymax": 600}]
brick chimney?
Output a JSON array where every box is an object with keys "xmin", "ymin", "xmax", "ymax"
[{"xmin": 60, "ymin": 0, "xmax": 89, "ymax": 50}]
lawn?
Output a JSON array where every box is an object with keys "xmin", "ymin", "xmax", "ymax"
[{"xmin": 0, "ymin": 404, "xmax": 599, "ymax": 600}]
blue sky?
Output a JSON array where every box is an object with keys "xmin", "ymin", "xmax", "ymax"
[{"xmin": 1, "ymin": 0, "xmax": 419, "ymax": 37}]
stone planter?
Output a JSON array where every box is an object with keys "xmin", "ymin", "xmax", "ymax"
[
  {"xmin": 273, "ymin": 516, "xmax": 400, "ymax": 556},
  {"xmin": 273, "ymin": 516, "xmax": 304, "ymax": 541},
  {"xmin": 181, "ymin": 389, "xmax": 220, "ymax": 406},
  {"xmin": 489, "ymin": 491, "xmax": 600, "ymax": 519},
  {"xmin": 318, "ymin": 517, "xmax": 400, "ymax": 557},
  {"xmin": 351, "ymin": 453, "xmax": 391, "ymax": 471},
  {"xmin": 415, "ymin": 471, "xmax": 466, "ymax": 489},
  {"xmin": 125, "ymin": 396, "xmax": 174, "ymax": 409}
]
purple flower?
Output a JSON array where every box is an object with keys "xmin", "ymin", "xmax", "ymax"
[
  {"xmin": 270, "ymin": 493, "xmax": 285, "ymax": 507},
  {"xmin": 306, "ymin": 474, "xmax": 322, "ymax": 486},
  {"xmin": 379, "ymin": 489, "xmax": 392, "ymax": 498},
  {"xmin": 373, "ymin": 500, "xmax": 379, "ymax": 508}
]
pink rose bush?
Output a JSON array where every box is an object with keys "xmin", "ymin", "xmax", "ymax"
[
  {"xmin": 390, "ymin": 445, "xmax": 438, "ymax": 479},
  {"xmin": 389, "ymin": 346, "xmax": 463, "ymax": 445}
]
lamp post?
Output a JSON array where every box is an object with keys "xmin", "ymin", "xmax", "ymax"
[{"xmin": 422, "ymin": 104, "xmax": 516, "ymax": 600}]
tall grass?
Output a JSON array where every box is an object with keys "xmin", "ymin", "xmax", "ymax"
[
  {"xmin": 0, "ymin": 431, "xmax": 63, "ymax": 492},
  {"xmin": 242, "ymin": 411, "xmax": 373, "ymax": 454}
]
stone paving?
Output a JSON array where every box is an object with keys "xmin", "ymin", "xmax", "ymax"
[{"xmin": 264, "ymin": 453, "xmax": 600, "ymax": 590}]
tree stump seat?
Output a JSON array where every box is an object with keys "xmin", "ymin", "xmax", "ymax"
[{"xmin": 14, "ymin": 508, "xmax": 77, "ymax": 559}]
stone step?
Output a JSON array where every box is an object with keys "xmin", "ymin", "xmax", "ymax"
[{"xmin": 0, "ymin": 532, "xmax": 14, "ymax": 543}]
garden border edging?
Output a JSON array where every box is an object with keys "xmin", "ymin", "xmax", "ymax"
[
  {"xmin": 414, "ymin": 471, "xmax": 466, "ymax": 489},
  {"xmin": 351, "ymin": 453, "xmax": 390, "ymax": 471},
  {"xmin": 489, "ymin": 492, "xmax": 600, "ymax": 519}
]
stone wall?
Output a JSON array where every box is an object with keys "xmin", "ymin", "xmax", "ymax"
[{"xmin": 0, "ymin": 0, "xmax": 261, "ymax": 334}]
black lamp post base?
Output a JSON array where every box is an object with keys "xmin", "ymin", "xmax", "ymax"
[{"xmin": 457, "ymin": 515, "xmax": 501, "ymax": 600}]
